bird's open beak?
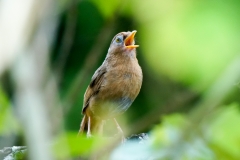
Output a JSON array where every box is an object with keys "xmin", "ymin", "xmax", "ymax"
[{"xmin": 124, "ymin": 30, "xmax": 139, "ymax": 48}]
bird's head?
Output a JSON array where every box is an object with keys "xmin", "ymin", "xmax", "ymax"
[{"xmin": 107, "ymin": 30, "xmax": 139, "ymax": 56}]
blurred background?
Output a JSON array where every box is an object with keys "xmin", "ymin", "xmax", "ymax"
[{"xmin": 0, "ymin": 0, "xmax": 240, "ymax": 159}]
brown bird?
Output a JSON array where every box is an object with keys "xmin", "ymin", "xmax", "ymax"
[{"xmin": 79, "ymin": 30, "xmax": 142, "ymax": 140}]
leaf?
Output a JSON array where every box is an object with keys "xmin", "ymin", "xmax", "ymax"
[
  {"xmin": 52, "ymin": 132, "xmax": 107, "ymax": 158},
  {"xmin": 90, "ymin": 0, "xmax": 120, "ymax": 18},
  {"xmin": 207, "ymin": 103, "xmax": 240, "ymax": 159},
  {"xmin": 0, "ymin": 86, "xmax": 19, "ymax": 135}
]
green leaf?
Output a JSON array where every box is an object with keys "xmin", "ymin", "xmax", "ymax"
[
  {"xmin": 133, "ymin": 0, "xmax": 240, "ymax": 92},
  {"xmin": 90, "ymin": 0, "xmax": 120, "ymax": 18},
  {"xmin": 208, "ymin": 103, "xmax": 240, "ymax": 159},
  {"xmin": 0, "ymin": 86, "xmax": 19, "ymax": 135},
  {"xmin": 52, "ymin": 132, "xmax": 107, "ymax": 158}
]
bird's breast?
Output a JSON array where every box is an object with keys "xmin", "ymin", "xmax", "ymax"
[
  {"xmin": 102, "ymin": 61, "xmax": 142, "ymax": 100},
  {"xmin": 91, "ymin": 60, "xmax": 142, "ymax": 119}
]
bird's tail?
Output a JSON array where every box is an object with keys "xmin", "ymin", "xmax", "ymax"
[
  {"xmin": 78, "ymin": 115, "xmax": 105, "ymax": 136},
  {"xmin": 78, "ymin": 115, "xmax": 88, "ymax": 136}
]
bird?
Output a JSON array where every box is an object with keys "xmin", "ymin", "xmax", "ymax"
[{"xmin": 78, "ymin": 30, "xmax": 142, "ymax": 140}]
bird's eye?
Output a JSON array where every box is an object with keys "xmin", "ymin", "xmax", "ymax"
[{"xmin": 115, "ymin": 37, "xmax": 122, "ymax": 43}]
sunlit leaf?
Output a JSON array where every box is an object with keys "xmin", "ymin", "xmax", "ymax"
[
  {"xmin": 52, "ymin": 132, "xmax": 107, "ymax": 159},
  {"xmin": 207, "ymin": 103, "xmax": 240, "ymax": 159},
  {"xmin": 90, "ymin": 0, "xmax": 120, "ymax": 18},
  {"xmin": 0, "ymin": 86, "xmax": 19, "ymax": 135},
  {"xmin": 133, "ymin": 0, "xmax": 240, "ymax": 92}
]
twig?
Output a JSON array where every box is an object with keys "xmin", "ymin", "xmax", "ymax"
[
  {"xmin": 128, "ymin": 90, "xmax": 197, "ymax": 134},
  {"xmin": 53, "ymin": 0, "xmax": 79, "ymax": 82},
  {"xmin": 11, "ymin": 0, "xmax": 58, "ymax": 160},
  {"xmin": 189, "ymin": 55, "xmax": 240, "ymax": 124}
]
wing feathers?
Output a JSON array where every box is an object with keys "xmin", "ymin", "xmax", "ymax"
[{"xmin": 82, "ymin": 67, "xmax": 106, "ymax": 113}]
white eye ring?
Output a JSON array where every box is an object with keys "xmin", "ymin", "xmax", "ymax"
[{"xmin": 115, "ymin": 37, "xmax": 122, "ymax": 43}]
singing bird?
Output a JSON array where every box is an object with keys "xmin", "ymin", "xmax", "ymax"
[{"xmin": 79, "ymin": 30, "xmax": 142, "ymax": 139}]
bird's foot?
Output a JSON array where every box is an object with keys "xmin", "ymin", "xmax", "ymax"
[
  {"xmin": 113, "ymin": 118, "xmax": 125, "ymax": 143},
  {"xmin": 114, "ymin": 132, "xmax": 126, "ymax": 143},
  {"xmin": 87, "ymin": 132, "xmax": 92, "ymax": 138},
  {"xmin": 120, "ymin": 136, "xmax": 126, "ymax": 143}
]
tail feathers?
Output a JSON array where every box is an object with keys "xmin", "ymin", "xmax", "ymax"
[
  {"xmin": 78, "ymin": 115, "xmax": 88, "ymax": 136},
  {"xmin": 78, "ymin": 115, "xmax": 104, "ymax": 136}
]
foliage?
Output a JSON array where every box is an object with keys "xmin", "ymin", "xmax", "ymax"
[
  {"xmin": 112, "ymin": 104, "xmax": 240, "ymax": 160},
  {"xmin": 52, "ymin": 132, "xmax": 106, "ymax": 159},
  {"xmin": 0, "ymin": 0, "xmax": 240, "ymax": 159},
  {"xmin": 0, "ymin": 87, "xmax": 19, "ymax": 135}
]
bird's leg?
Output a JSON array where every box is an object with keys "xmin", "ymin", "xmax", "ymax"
[
  {"xmin": 87, "ymin": 116, "xmax": 92, "ymax": 138},
  {"xmin": 98, "ymin": 120, "xmax": 105, "ymax": 136},
  {"xmin": 78, "ymin": 115, "xmax": 87, "ymax": 136},
  {"xmin": 113, "ymin": 118, "xmax": 125, "ymax": 143}
]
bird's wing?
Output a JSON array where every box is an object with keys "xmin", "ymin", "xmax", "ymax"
[{"xmin": 82, "ymin": 66, "xmax": 107, "ymax": 114}]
